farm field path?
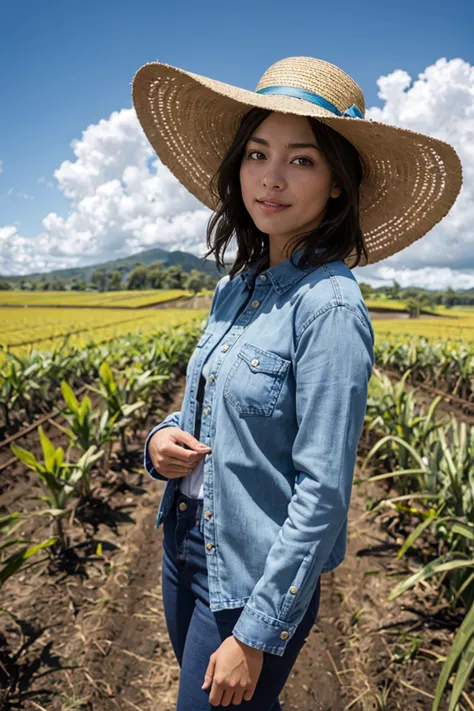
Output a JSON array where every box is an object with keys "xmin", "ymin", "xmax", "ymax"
[
  {"xmin": 1, "ymin": 375, "xmax": 463, "ymax": 710},
  {"xmin": 67, "ymin": 379, "xmax": 453, "ymax": 711}
]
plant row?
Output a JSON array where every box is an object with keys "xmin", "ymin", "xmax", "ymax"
[
  {"xmin": 1, "ymin": 319, "xmax": 206, "ymax": 596},
  {"xmin": 0, "ymin": 314, "xmax": 206, "ymax": 434},
  {"xmin": 363, "ymin": 367, "xmax": 474, "ymax": 710},
  {"xmin": 374, "ymin": 334, "xmax": 474, "ymax": 402}
]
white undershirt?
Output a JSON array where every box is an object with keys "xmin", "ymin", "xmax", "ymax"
[
  {"xmin": 178, "ymin": 356, "xmax": 210, "ymax": 499},
  {"xmin": 179, "ymin": 286, "xmax": 255, "ymax": 500}
]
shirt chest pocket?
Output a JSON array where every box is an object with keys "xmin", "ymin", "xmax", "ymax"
[{"xmin": 223, "ymin": 342, "xmax": 291, "ymax": 417}]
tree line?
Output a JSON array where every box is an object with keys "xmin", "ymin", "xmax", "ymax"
[
  {"xmin": 359, "ymin": 280, "xmax": 474, "ymax": 308},
  {"xmin": 1, "ymin": 269, "xmax": 472, "ymax": 306},
  {"xmin": 0, "ymin": 261, "xmax": 219, "ymax": 294}
]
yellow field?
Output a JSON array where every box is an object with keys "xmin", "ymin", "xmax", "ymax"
[
  {"xmin": 0, "ymin": 307, "xmax": 210, "ymax": 360},
  {"xmin": 365, "ymin": 299, "xmax": 412, "ymax": 311},
  {"xmin": 372, "ymin": 308, "xmax": 474, "ymax": 342},
  {"xmin": 0, "ymin": 289, "xmax": 198, "ymax": 308},
  {"xmin": 2, "ymin": 287, "xmax": 473, "ymax": 363}
]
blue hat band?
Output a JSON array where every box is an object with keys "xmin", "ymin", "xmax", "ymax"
[{"xmin": 256, "ymin": 85, "xmax": 363, "ymax": 119}]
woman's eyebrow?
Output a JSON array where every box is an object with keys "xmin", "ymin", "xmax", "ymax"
[{"xmin": 248, "ymin": 136, "xmax": 321, "ymax": 151}]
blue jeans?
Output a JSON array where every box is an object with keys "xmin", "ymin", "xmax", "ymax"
[{"xmin": 161, "ymin": 490, "xmax": 322, "ymax": 710}]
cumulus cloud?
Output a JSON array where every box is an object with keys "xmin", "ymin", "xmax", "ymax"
[
  {"xmin": 354, "ymin": 57, "xmax": 474, "ymax": 288},
  {"xmin": 1, "ymin": 57, "xmax": 473, "ymax": 284},
  {"xmin": 0, "ymin": 108, "xmax": 213, "ymax": 275}
]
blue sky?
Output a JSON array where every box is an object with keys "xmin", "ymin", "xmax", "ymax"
[{"xmin": 0, "ymin": 0, "xmax": 472, "ymax": 286}]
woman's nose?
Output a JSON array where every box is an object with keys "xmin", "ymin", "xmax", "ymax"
[{"xmin": 263, "ymin": 171, "xmax": 285, "ymax": 189}]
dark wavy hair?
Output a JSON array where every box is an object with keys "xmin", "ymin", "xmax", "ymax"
[{"xmin": 201, "ymin": 107, "xmax": 368, "ymax": 280}]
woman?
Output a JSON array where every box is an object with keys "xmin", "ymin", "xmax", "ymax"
[{"xmin": 134, "ymin": 56, "xmax": 462, "ymax": 709}]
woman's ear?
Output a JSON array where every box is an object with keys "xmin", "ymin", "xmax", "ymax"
[{"xmin": 330, "ymin": 183, "xmax": 342, "ymax": 199}]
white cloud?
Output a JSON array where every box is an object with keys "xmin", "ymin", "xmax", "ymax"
[
  {"xmin": 37, "ymin": 176, "xmax": 55, "ymax": 190},
  {"xmin": 0, "ymin": 160, "xmax": 3, "ymax": 174},
  {"xmin": 356, "ymin": 57, "xmax": 474, "ymax": 287},
  {"xmin": 356, "ymin": 265, "xmax": 474, "ymax": 291},
  {"xmin": 0, "ymin": 108, "xmax": 212, "ymax": 275},
  {"xmin": 5, "ymin": 186, "xmax": 35, "ymax": 200},
  {"xmin": 1, "ymin": 57, "xmax": 473, "ymax": 283}
]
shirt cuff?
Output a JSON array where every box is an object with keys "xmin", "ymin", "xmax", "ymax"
[
  {"xmin": 143, "ymin": 422, "xmax": 177, "ymax": 482},
  {"xmin": 232, "ymin": 604, "xmax": 297, "ymax": 657}
]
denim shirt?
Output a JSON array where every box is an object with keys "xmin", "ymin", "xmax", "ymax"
[{"xmin": 144, "ymin": 247, "xmax": 375, "ymax": 656}]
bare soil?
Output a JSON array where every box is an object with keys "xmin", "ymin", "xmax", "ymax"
[{"xmin": 0, "ymin": 379, "xmax": 470, "ymax": 711}]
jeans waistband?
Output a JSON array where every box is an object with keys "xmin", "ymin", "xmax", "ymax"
[{"xmin": 173, "ymin": 489, "xmax": 205, "ymax": 533}]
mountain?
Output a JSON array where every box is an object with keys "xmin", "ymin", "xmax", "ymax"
[{"xmin": 2, "ymin": 247, "xmax": 229, "ymax": 283}]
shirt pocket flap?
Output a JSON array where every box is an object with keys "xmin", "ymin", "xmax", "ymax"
[{"xmin": 237, "ymin": 342, "xmax": 289, "ymax": 376}]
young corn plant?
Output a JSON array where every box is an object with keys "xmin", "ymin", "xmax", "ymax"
[
  {"xmin": 123, "ymin": 365, "xmax": 169, "ymax": 428},
  {"xmin": 53, "ymin": 380, "xmax": 109, "ymax": 493},
  {"xmin": 0, "ymin": 358, "xmax": 41, "ymax": 431},
  {"xmin": 389, "ymin": 538, "xmax": 474, "ymax": 711},
  {"xmin": 10, "ymin": 426, "xmax": 102, "ymax": 548},
  {"xmin": 0, "ymin": 512, "xmax": 58, "ymax": 597},
  {"xmin": 365, "ymin": 403, "xmax": 474, "ymax": 711},
  {"xmin": 87, "ymin": 361, "xmax": 144, "ymax": 460},
  {"xmin": 365, "ymin": 368, "xmax": 443, "ymax": 495},
  {"xmin": 1, "ymin": 514, "xmax": 58, "ymax": 621}
]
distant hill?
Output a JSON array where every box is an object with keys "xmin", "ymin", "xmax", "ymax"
[{"xmin": 2, "ymin": 247, "xmax": 229, "ymax": 283}]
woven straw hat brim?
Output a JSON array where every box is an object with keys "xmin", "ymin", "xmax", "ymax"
[{"xmin": 132, "ymin": 62, "xmax": 463, "ymax": 266}]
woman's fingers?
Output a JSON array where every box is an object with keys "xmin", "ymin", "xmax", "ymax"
[
  {"xmin": 167, "ymin": 440, "xmax": 206, "ymax": 463},
  {"xmin": 165, "ymin": 455, "xmax": 200, "ymax": 468},
  {"xmin": 165, "ymin": 464, "xmax": 196, "ymax": 476},
  {"xmin": 148, "ymin": 427, "xmax": 209, "ymax": 477}
]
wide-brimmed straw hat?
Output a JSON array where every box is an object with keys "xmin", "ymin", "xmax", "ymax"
[{"xmin": 131, "ymin": 56, "xmax": 463, "ymax": 266}]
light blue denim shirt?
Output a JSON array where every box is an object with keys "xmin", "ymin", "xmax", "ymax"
[{"xmin": 144, "ymin": 247, "xmax": 375, "ymax": 656}]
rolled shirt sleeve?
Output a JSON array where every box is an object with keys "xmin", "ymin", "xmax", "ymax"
[
  {"xmin": 144, "ymin": 410, "xmax": 181, "ymax": 481},
  {"xmin": 232, "ymin": 304, "xmax": 375, "ymax": 655}
]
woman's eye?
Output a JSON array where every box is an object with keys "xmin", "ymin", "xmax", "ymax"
[
  {"xmin": 247, "ymin": 150, "xmax": 264, "ymax": 160},
  {"xmin": 293, "ymin": 157, "xmax": 314, "ymax": 166},
  {"xmin": 246, "ymin": 151, "xmax": 313, "ymax": 166}
]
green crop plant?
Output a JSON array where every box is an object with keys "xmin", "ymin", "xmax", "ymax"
[{"xmin": 10, "ymin": 426, "xmax": 102, "ymax": 547}]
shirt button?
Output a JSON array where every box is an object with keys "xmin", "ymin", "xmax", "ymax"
[
  {"xmin": 222, "ymin": 344, "xmax": 229, "ymax": 352},
  {"xmin": 250, "ymin": 359, "xmax": 259, "ymax": 367},
  {"xmin": 280, "ymin": 631, "xmax": 289, "ymax": 640},
  {"xmin": 204, "ymin": 509, "xmax": 213, "ymax": 520},
  {"xmin": 179, "ymin": 502, "xmax": 188, "ymax": 511},
  {"xmin": 289, "ymin": 586, "xmax": 298, "ymax": 594},
  {"xmin": 209, "ymin": 374, "xmax": 215, "ymax": 382},
  {"xmin": 251, "ymin": 300, "xmax": 260, "ymax": 308},
  {"xmin": 206, "ymin": 542, "xmax": 214, "ymax": 551},
  {"xmin": 204, "ymin": 407, "xmax": 211, "ymax": 414},
  {"xmin": 259, "ymin": 274, "xmax": 267, "ymax": 281}
]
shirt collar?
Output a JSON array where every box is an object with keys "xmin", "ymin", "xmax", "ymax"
[{"xmin": 239, "ymin": 247, "xmax": 326, "ymax": 294}]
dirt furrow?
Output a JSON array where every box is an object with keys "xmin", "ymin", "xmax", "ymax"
[{"xmin": 1, "ymin": 377, "xmax": 469, "ymax": 710}]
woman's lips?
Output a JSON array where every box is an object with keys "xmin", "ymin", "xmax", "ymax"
[{"xmin": 257, "ymin": 201, "xmax": 291, "ymax": 213}]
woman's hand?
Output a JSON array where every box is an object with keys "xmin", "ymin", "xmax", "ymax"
[
  {"xmin": 148, "ymin": 427, "xmax": 211, "ymax": 479},
  {"xmin": 202, "ymin": 635, "xmax": 264, "ymax": 706}
]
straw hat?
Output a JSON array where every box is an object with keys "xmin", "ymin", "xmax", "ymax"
[{"xmin": 131, "ymin": 56, "xmax": 463, "ymax": 265}]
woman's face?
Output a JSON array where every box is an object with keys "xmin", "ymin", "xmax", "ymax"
[{"xmin": 239, "ymin": 112, "xmax": 341, "ymax": 255}]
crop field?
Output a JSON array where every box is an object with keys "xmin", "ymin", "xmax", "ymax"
[
  {"xmin": 0, "ymin": 293, "xmax": 473, "ymax": 711},
  {"xmin": 0, "ymin": 288, "xmax": 211, "ymax": 308},
  {"xmin": 373, "ymin": 307, "xmax": 474, "ymax": 342},
  {"xmin": 0, "ymin": 306, "xmax": 210, "ymax": 354}
]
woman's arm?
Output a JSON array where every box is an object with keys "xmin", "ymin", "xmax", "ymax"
[{"xmin": 232, "ymin": 304, "xmax": 375, "ymax": 656}]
